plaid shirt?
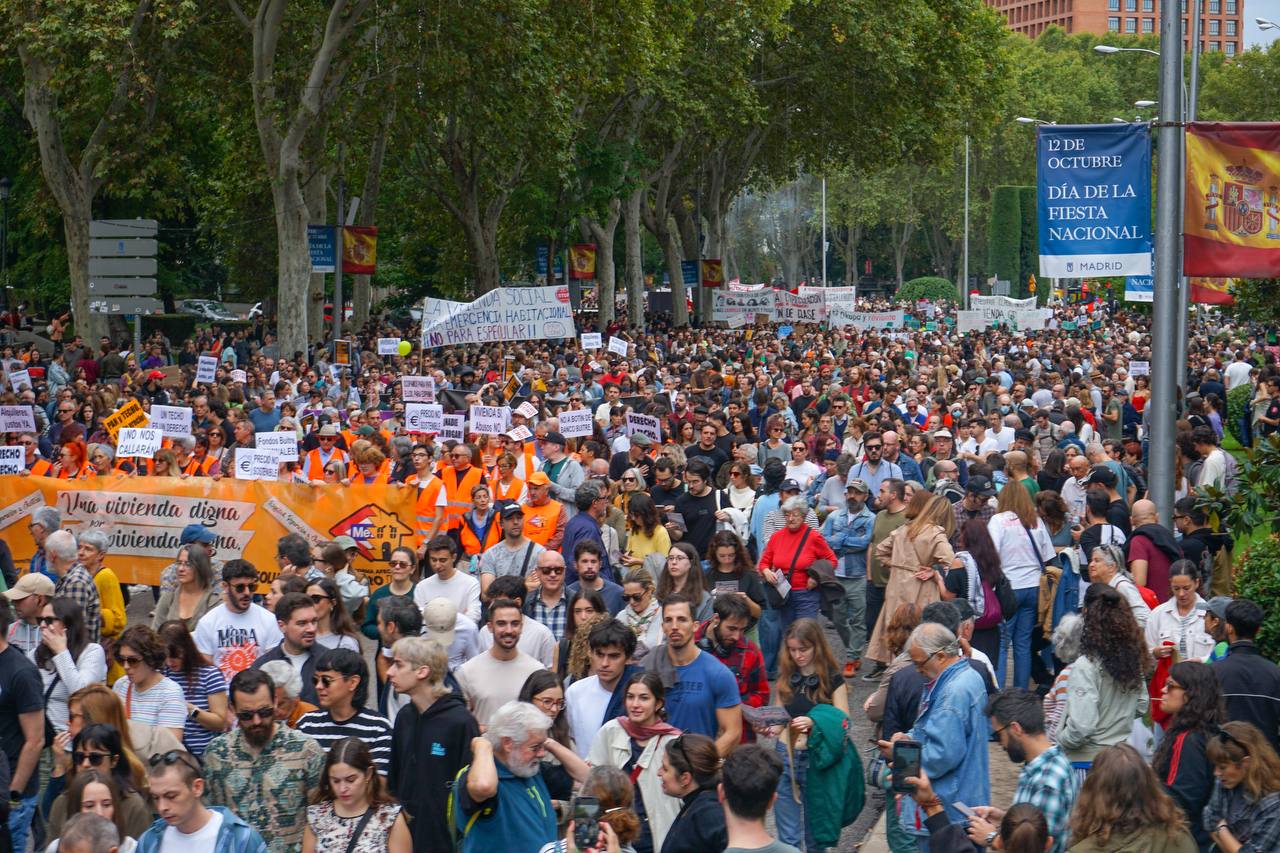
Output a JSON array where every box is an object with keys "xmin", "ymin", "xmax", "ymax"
[
  {"xmin": 55, "ymin": 564, "xmax": 101, "ymax": 645},
  {"xmin": 1204, "ymin": 782, "xmax": 1280, "ymax": 852},
  {"xmin": 953, "ymin": 502, "xmax": 996, "ymax": 540},
  {"xmin": 525, "ymin": 589, "xmax": 569, "ymax": 642},
  {"xmin": 694, "ymin": 622, "xmax": 768, "ymax": 742},
  {"xmin": 1014, "ymin": 745, "xmax": 1078, "ymax": 853}
]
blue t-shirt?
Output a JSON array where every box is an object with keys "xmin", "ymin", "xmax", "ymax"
[
  {"xmin": 248, "ymin": 405, "xmax": 281, "ymax": 433},
  {"xmin": 663, "ymin": 650, "xmax": 740, "ymax": 738},
  {"xmin": 568, "ymin": 579, "xmax": 625, "ymax": 616}
]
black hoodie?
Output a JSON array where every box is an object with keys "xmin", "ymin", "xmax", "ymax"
[{"xmin": 388, "ymin": 690, "xmax": 480, "ymax": 852}]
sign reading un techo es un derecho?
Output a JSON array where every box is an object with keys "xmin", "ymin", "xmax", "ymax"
[{"xmin": 1037, "ymin": 124, "xmax": 1153, "ymax": 278}]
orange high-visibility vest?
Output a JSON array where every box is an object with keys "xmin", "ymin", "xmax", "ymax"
[
  {"xmin": 440, "ymin": 465, "xmax": 486, "ymax": 531},
  {"xmin": 492, "ymin": 476, "xmax": 525, "ymax": 505},
  {"xmin": 459, "ymin": 512, "xmax": 501, "ymax": 556},
  {"xmin": 521, "ymin": 499, "xmax": 563, "ymax": 547},
  {"xmin": 28, "ymin": 458, "xmax": 53, "ymax": 477},
  {"xmin": 354, "ymin": 465, "xmax": 392, "ymax": 486},
  {"xmin": 305, "ymin": 447, "xmax": 348, "ymax": 481},
  {"xmin": 114, "ymin": 458, "xmax": 154, "ymax": 475},
  {"xmin": 181, "ymin": 455, "xmax": 217, "ymax": 477},
  {"xmin": 408, "ymin": 473, "xmax": 446, "ymax": 545}
]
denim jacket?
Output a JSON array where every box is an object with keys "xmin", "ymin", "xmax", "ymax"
[
  {"xmin": 902, "ymin": 658, "xmax": 990, "ymax": 837},
  {"xmin": 822, "ymin": 505, "xmax": 875, "ymax": 579},
  {"xmin": 136, "ymin": 806, "xmax": 267, "ymax": 853}
]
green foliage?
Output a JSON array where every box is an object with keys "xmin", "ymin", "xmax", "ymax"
[
  {"xmin": 1219, "ymin": 278, "xmax": 1280, "ymax": 327},
  {"xmin": 1226, "ymin": 384, "xmax": 1252, "ymax": 447},
  {"xmin": 1232, "ymin": 534, "xmax": 1280, "ymax": 661},
  {"xmin": 1197, "ymin": 435, "xmax": 1280, "ymax": 539},
  {"xmin": 1017, "ymin": 186, "xmax": 1038, "ymax": 299},
  {"xmin": 896, "ymin": 277, "xmax": 957, "ymax": 303},
  {"xmin": 987, "ymin": 186, "xmax": 1022, "ymax": 286}
]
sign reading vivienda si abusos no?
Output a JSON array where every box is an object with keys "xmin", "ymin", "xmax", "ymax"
[
  {"xmin": 420, "ymin": 286, "xmax": 576, "ymax": 347},
  {"xmin": 1037, "ymin": 124, "xmax": 1153, "ymax": 278}
]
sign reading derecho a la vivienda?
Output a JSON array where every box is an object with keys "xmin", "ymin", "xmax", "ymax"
[
  {"xmin": 420, "ymin": 286, "xmax": 576, "ymax": 347},
  {"xmin": 1037, "ymin": 124, "xmax": 1153, "ymax": 278}
]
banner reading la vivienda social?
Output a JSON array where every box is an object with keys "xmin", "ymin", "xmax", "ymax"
[
  {"xmin": 1184, "ymin": 122, "xmax": 1280, "ymax": 277},
  {"xmin": 0, "ymin": 475, "xmax": 419, "ymax": 591},
  {"xmin": 1037, "ymin": 123, "xmax": 1153, "ymax": 278}
]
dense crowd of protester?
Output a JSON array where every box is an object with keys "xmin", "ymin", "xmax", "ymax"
[{"xmin": 0, "ymin": 297, "xmax": 1279, "ymax": 853}]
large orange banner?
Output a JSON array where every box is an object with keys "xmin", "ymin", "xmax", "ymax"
[
  {"xmin": 1184, "ymin": 122, "xmax": 1280, "ymax": 277},
  {"xmin": 0, "ymin": 476, "xmax": 419, "ymax": 591}
]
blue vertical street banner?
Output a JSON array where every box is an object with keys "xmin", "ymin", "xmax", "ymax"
[
  {"xmin": 1124, "ymin": 275, "xmax": 1153, "ymax": 302},
  {"xmin": 535, "ymin": 245, "xmax": 549, "ymax": 276},
  {"xmin": 680, "ymin": 260, "xmax": 699, "ymax": 287},
  {"xmin": 1037, "ymin": 124, "xmax": 1153, "ymax": 278},
  {"xmin": 308, "ymin": 225, "xmax": 335, "ymax": 273}
]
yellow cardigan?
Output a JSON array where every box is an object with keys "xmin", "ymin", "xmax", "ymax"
[{"xmin": 94, "ymin": 566, "xmax": 127, "ymax": 682}]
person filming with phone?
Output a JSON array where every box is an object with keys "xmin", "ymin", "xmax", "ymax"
[{"xmin": 878, "ymin": 622, "xmax": 989, "ymax": 852}]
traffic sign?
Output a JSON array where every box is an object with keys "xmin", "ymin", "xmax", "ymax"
[
  {"xmin": 88, "ymin": 297, "xmax": 164, "ymax": 315},
  {"xmin": 89, "ymin": 219, "xmax": 158, "ymax": 238},
  {"xmin": 87, "ymin": 257, "xmax": 157, "ymax": 277},
  {"xmin": 89, "ymin": 238, "xmax": 158, "ymax": 257},
  {"xmin": 88, "ymin": 278, "xmax": 157, "ymax": 296}
]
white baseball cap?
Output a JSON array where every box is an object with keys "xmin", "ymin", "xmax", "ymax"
[{"xmin": 423, "ymin": 598, "xmax": 457, "ymax": 647}]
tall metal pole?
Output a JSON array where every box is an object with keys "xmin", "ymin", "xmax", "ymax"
[
  {"xmin": 1150, "ymin": 0, "xmax": 1183, "ymax": 527},
  {"xmin": 963, "ymin": 136, "xmax": 970, "ymax": 310},
  {"xmin": 821, "ymin": 176, "xmax": 828, "ymax": 288},
  {"xmin": 333, "ymin": 146, "xmax": 345, "ymax": 346},
  {"xmin": 1176, "ymin": 2, "xmax": 1203, "ymax": 397},
  {"xmin": 0, "ymin": 176, "xmax": 9, "ymax": 316}
]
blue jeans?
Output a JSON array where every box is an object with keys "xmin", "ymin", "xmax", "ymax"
[
  {"xmin": 998, "ymin": 586, "xmax": 1040, "ymax": 688},
  {"xmin": 8, "ymin": 792, "xmax": 37, "ymax": 853},
  {"xmin": 774, "ymin": 741, "xmax": 818, "ymax": 853},
  {"xmin": 760, "ymin": 605, "xmax": 783, "ymax": 678},
  {"xmin": 780, "ymin": 588, "xmax": 821, "ymax": 634}
]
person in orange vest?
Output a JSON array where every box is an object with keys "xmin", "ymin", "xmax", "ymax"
[
  {"xmin": 521, "ymin": 471, "xmax": 567, "ymax": 551},
  {"xmin": 174, "ymin": 435, "xmax": 216, "ymax": 477},
  {"xmin": 17, "ymin": 432, "xmax": 53, "ymax": 476},
  {"xmin": 439, "ymin": 441, "xmax": 488, "ymax": 536},
  {"xmin": 490, "ymin": 451, "xmax": 527, "ymax": 510},
  {"xmin": 52, "ymin": 438, "xmax": 92, "ymax": 479},
  {"xmin": 405, "ymin": 443, "xmax": 447, "ymax": 551},
  {"xmin": 349, "ymin": 444, "xmax": 392, "ymax": 485},
  {"xmin": 188, "ymin": 433, "xmax": 222, "ymax": 477},
  {"xmin": 302, "ymin": 423, "xmax": 348, "ymax": 480},
  {"xmin": 458, "ymin": 483, "xmax": 501, "ymax": 558},
  {"xmin": 489, "ymin": 432, "xmax": 540, "ymax": 482}
]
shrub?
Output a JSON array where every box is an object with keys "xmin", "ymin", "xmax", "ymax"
[
  {"xmin": 896, "ymin": 277, "xmax": 957, "ymax": 304},
  {"xmin": 1232, "ymin": 534, "xmax": 1280, "ymax": 661},
  {"xmin": 1226, "ymin": 383, "xmax": 1251, "ymax": 447}
]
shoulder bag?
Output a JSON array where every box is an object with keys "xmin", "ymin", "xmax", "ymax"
[{"xmin": 764, "ymin": 527, "xmax": 809, "ymax": 607}]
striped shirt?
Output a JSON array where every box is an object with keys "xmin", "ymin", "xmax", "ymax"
[
  {"xmin": 164, "ymin": 664, "xmax": 228, "ymax": 756},
  {"xmin": 295, "ymin": 708, "xmax": 394, "ymax": 776}
]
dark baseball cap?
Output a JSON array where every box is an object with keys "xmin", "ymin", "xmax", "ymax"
[
  {"xmin": 1083, "ymin": 465, "xmax": 1118, "ymax": 488},
  {"xmin": 180, "ymin": 524, "xmax": 217, "ymax": 546},
  {"xmin": 780, "ymin": 479, "xmax": 801, "ymax": 493},
  {"xmin": 964, "ymin": 475, "xmax": 996, "ymax": 497},
  {"xmin": 499, "ymin": 504, "xmax": 525, "ymax": 520}
]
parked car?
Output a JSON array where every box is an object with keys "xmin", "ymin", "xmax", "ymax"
[{"xmin": 178, "ymin": 299, "xmax": 238, "ymax": 321}]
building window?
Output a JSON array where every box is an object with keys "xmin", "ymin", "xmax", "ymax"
[
  {"xmin": 1142, "ymin": 0, "xmax": 1152, "ymax": 9},
  {"xmin": 1208, "ymin": 0, "xmax": 1219, "ymax": 11},
  {"xmin": 1125, "ymin": 0, "xmax": 1136, "ymax": 9},
  {"xmin": 1208, "ymin": 40, "xmax": 1219, "ymax": 51},
  {"xmin": 1126, "ymin": 16, "xmax": 1137, "ymax": 31},
  {"xmin": 1226, "ymin": 20, "xmax": 1236, "ymax": 36},
  {"xmin": 1142, "ymin": 17, "xmax": 1154, "ymax": 31},
  {"xmin": 1109, "ymin": 0, "xmax": 1119, "ymax": 9},
  {"xmin": 1225, "ymin": 41, "xmax": 1236, "ymax": 56},
  {"xmin": 1109, "ymin": 15, "xmax": 1120, "ymax": 30},
  {"xmin": 1209, "ymin": 19, "xmax": 1220, "ymax": 35},
  {"xmin": 1226, "ymin": 0, "xmax": 1237, "ymax": 12},
  {"xmin": 1180, "ymin": 0, "xmax": 1186, "ymax": 12}
]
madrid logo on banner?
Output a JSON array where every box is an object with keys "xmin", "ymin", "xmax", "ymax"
[
  {"xmin": 1037, "ymin": 124, "xmax": 1153, "ymax": 278},
  {"xmin": 1184, "ymin": 122, "xmax": 1280, "ymax": 277}
]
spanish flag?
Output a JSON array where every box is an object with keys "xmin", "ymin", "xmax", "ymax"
[
  {"xmin": 342, "ymin": 226, "xmax": 378, "ymax": 275},
  {"xmin": 1184, "ymin": 122, "xmax": 1280, "ymax": 277},
  {"xmin": 701, "ymin": 259, "xmax": 724, "ymax": 288},
  {"xmin": 1190, "ymin": 277, "xmax": 1235, "ymax": 305},
  {"xmin": 570, "ymin": 244, "xmax": 596, "ymax": 280}
]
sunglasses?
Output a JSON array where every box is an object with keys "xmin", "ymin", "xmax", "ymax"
[
  {"xmin": 73, "ymin": 751, "xmax": 113, "ymax": 767},
  {"xmin": 864, "ymin": 444, "xmax": 882, "ymax": 451},
  {"xmin": 149, "ymin": 750, "xmax": 201, "ymax": 773},
  {"xmin": 234, "ymin": 706, "xmax": 275, "ymax": 723},
  {"xmin": 1215, "ymin": 728, "xmax": 1250, "ymax": 755},
  {"xmin": 388, "ymin": 559, "xmax": 412, "ymax": 568},
  {"xmin": 621, "ymin": 477, "xmax": 637, "ymax": 483},
  {"xmin": 229, "ymin": 582, "xmax": 256, "ymax": 593},
  {"xmin": 313, "ymin": 675, "xmax": 346, "ymax": 688},
  {"xmin": 115, "ymin": 655, "xmax": 144, "ymax": 667},
  {"xmin": 540, "ymin": 567, "xmax": 565, "ymax": 576},
  {"xmin": 622, "ymin": 592, "xmax": 648, "ymax": 603},
  {"xmin": 309, "ymin": 594, "xmax": 333, "ymax": 605}
]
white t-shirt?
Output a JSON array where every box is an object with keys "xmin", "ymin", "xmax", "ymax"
[
  {"xmin": 455, "ymin": 651, "xmax": 546, "ymax": 726},
  {"xmin": 986, "ymin": 512, "xmax": 1056, "ymax": 590},
  {"xmin": 314, "ymin": 632, "xmax": 361, "ymax": 652},
  {"xmin": 1225, "ymin": 360, "xmax": 1254, "ymax": 390},
  {"xmin": 785, "ymin": 460, "xmax": 822, "ymax": 490},
  {"xmin": 193, "ymin": 603, "xmax": 283, "ymax": 682},
  {"xmin": 414, "ymin": 572, "xmax": 482, "ymax": 623},
  {"xmin": 162, "ymin": 807, "xmax": 223, "ymax": 850},
  {"xmin": 990, "ymin": 426, "xmax": 1015, "ymax": 453},
  {"xmin": 564, "ymin": 675, "xmax": 615, "ymax": 759},
  {"xmin": 961, "ymin": 434, "xmax": 1000, "ymax": 459},
  {"xmin": 478, "ymin": 617, "xmax": 557, "ymax": 669},
  {"xmin": 112, "ymin": 675, "xmax": 188, "ymax": 730}
]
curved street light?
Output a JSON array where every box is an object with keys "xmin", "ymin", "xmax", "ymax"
[
  {"xmin": 1094, "ymin": 44, "xmax": 1161, "ymax": 56},
  {"xmin": 1258, "ymin": 18, "xmax": 1278, "ymax": 31},
  {"xmin": 1015, "ymin": 116, "xmax": 1054, "ymax": 125}
]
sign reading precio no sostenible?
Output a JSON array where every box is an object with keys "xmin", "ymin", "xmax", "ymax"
[{"xmin": 1037, "ymin": 124, "xmax": 1153, "ymax": 278}]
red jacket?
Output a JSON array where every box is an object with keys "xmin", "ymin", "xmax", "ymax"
[{"xmin": 758, "ymin": 524, "xmax": 838, "ymax": 590}]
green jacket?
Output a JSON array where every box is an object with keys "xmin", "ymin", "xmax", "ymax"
[{"xmin": 806, "ymin": 704, "xmax": 865, "ymax": 847}]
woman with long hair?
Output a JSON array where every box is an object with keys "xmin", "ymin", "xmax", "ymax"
[
  {"xmin": 306, "ymin": 576, "xmax": 362, "ymax": 651},
  {"xmin": 558, "ymin": 590, "xmax": 609, "ymax": 679},
  {"xmin": 1038, "ymin": 449, "xmax": 1070, "ymax": 495},
  {"xmin": 1036, "ymin": 490, "xmax": 1074, "ymax": 550},
  {"xmin": 1058, "ymin": 584, "xmax": 1152, "ymax": 774},
  {"xmin": 1203, "ymin": 720, "xmax": 1280, "ymax": 853},
  {"xmin": 47, "ymin": 723, "xmax": 154, "ymax": 841},
  {"xmin": 519, "ymin": 670, "xmax": 590, "ymax": 803},
  {"xmin": 38, "ymin": 597, "xmax": 107, "ymax": 734},
  {"xmin": 539, "ymin": 765, "xmax": 643, "ymax": 853},
  {"xmin": 158, "ymin": 620, "xmax": 228, "ymax": 756},
  {"xmin": 704, "ymin": 530, "xmax": 765, "ymax": 625},
  {"xmin": 657, "ymin": 733, "xmax": 726, "ymax": 853},
  {"xmin": 938, "ymin": 517, "xmax": 1007, "ymax": 663},
  {"xmin": 864, "ymin": 603, "xmax": 923, "ymax": 729},
  {"xmin": 361, "ymin": 546, "xmax": 418, "ymax": 645},
  {"xmin": 302, "ymin": 737, "xmax": 411, "ymax": 853},
  {"xmin": 620, "ymin": 569, "xmax": 663, "ymax": 656},
  {"xmin": 46, "ymin": 769, "xmax": 138, "ymax": 852},
  {"xmin": 987, "ymin": 480, "xmax": 1056, "ymax": 688},
  {"xmin": 864, "ymin": 491, "xmax": 955, "ymax": 667},
  {"xmin": 657, "ymin": 544, "xmax": 712, "ymax": 622},
  {"xmin": 150, "ymin": 542, "xmax": 221, "ymax": 630},
  {"xmin": 760, "ymin": 618, "xmax": 851, "ymax": 853},
  {"xmin": 1152, "ymin": 661, "xmax": 1225, "ymax": 850},
  {"xmin": 589, "ymin": 672, "xmax": 682, "ymax": 853},
  {"xmin": 564, "ymin": 609, "xmax": 611, "ymax": 685},
  {"xmin": 621, "ymin": 494, "xmax": 671, "ymax": 572},
  {"xmin": 111, "ymin": 625, "xmax": 187, "ymax": 743},
  {"xmin": 1067, "ymin": 743, "xmax": 1196, "ymax": 852}
]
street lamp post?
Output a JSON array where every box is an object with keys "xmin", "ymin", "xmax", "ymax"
[{"xmin": 0, "ymin": 176, "xmax": 10, "ymax": 316}]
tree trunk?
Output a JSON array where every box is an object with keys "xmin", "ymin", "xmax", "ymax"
[
  {"xmin": 624, "ymin": 187, "xmax": 645, "ymax": 330},
  {"xmin": 352, "ymin": 110, "xmax": 391, "ymax": 329},
  {"xmin": 304, "ymin": 164, "xmax": 327, "ymax": 344},
  {"xmin": 893, "ymin": 222, "xmax": 915, "ymax": 286},
  {"xmin": 62, "ymin": 213, "xmax": 101, "ymax": 341},
  {"xmin": 659, "ymin": 227, "xmax": 688, "ymax": 328},
  {"xmin": 273, "ymin": 180, "xmax": 311, "ymax": 362},
  {"xmin": 581, "ymin": 198, "xmax": 620, "ymax": 326}
]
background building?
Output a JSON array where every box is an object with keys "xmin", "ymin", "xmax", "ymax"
[{"xmin": 985, "ymin": 0, "xmax": 1244, "ymax": 55}]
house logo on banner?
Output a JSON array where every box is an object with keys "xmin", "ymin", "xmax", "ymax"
[
  {"xmin": 1037, "ymin": 124, "xmax": 1153, "ymax": 278},
  {"xmin": 420, "ymin": 286, "xmax": 575, "ymax": 347},
  {"xmin": 329, "ymin": 504, "xmax": 414, "ymax": 561}
]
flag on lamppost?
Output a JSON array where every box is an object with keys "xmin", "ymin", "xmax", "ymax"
[
  {"xmin": 1184, "ymin": 122, "xmax": 1280, "ymax": 277},
  {"xmin": 570, "ymin": 244, "xmax": 597, "ymax": 280},
  {"xmin": 342, "ymin": 226, "xmax": 378, "ymax": 274},
  {"xmin": 700, "ymin": 259, "xmax": 724, "ymax": 287},
  {"xmin": 1190, "ymin": 277, "xmax": 1235, "ymax": 305}
]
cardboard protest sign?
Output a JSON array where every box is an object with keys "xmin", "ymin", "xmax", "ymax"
[
  {"xmin": 401, "ymin": 375, "xmax": 436, "ymax": 403},
  {"xmin": 558, "ymin": 408, "xmax": 594, "ymax": 438},
  {"xmin": 0, "ymin": 446, "xmax": 24, "ymax": 475},
  {"xmin": 608, "ymin": 336, "xmax": 630, "ymax": 357},
  {"xmin": 103, "ymin": 399, "xmax": 149, "ymax": 440},
  {"xmin": 256, "ymin": 431, "xmax": 299, "ymax": 462},
  {"xmin": 404, "ymin": 403, "xmax": 444, "ymax": 433},
  {"xmin": 468, "ymin": 405, "xmax": 508, "ymax": 435},
  {"xmin": 0, "ymin": 406, "xmax": 36, "ymax": 433},
  {"xmin": 117, "ymin": 428, "xmax": 163, "ymax": 459},
  {"xmin": 625, "ymin": 413, "xmax": 662, "ymax": 443},
  {"xmin": 377, "ymin": 338, "xmax": 400, "ymax": 355},
  {"xmin": 149, "ymin": 405, "xmax": 193, "ymax": 437},
  {"xmin": 441, "ymin": 414, "xmax": 466, "ymax": 441},
  {"xmin": 581, "ymin": 333, "xmax": 602, "ymax": 350},
  {"xmin": 195, "ymin": 356, "xmax": 218, "ymax": 384}
]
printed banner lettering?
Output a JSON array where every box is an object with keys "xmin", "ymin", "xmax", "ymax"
[
  {"xmin": 117, "ymin": 428, "xmax": 163, "ymax": 459},
  {"xmin": 625, "ymin": 413, "xmax": 662, "ymax": 443},
  {"xmin": 1037, "ymin": 123, "xmax": 1153, "ymax": 277},
  {"xmin": 469, "ymin": 405, "xmax": 508, "ymax": 435},
  {"xmin": 308, "ymin": 225, "xmax": 336, "ymax": 273},
  {"xmin": 421, "ymin": 286, "xmax": 576, "ymax": 347},
  {"xmin": 1184, "ymin": 122, "xmax": 1280, "ymax": 277},
  {"xmin": 827, "ymin": 308, "xmax": 904, "ymax": 330},
  {"xmin": 559, "ymin": 408, "xmax": 594, "ymax": 438},
  {"xmin": 712, "ymin": 290, "xmax": 774, "ymax": 321},
  {"xmin": 404, "ymin": 403, "xmax": 444, "ymax": 434},
  {"xmin": 1124, "ymin": 276, "xmax": 1154, "ymax": 302},
  {"xmin": 770, "ymin": 291, "xmax": 826, "ymax": 323},
  {"xmin": 970, "ymin": 294, "xmax": 1038, "ymax": 309},
  {"xmin": 608, "ymin": 336, "xmax": 630, "ymax": 357},
  {"xmin": 400, "ymin": 375, "xmax": 436, "ymax": 403},
  {"xmin": 150, "ymin": 405, "xmax": 192, "ymax": 437}
]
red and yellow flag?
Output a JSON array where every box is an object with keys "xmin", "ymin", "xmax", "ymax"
[
  {"xmin": 570, "ymin": 244, "xmax": 597, "ymax": 280},
  {"xmin": 701, "ymin": 259, "xmax": 724, "ymax": 288},
  {"xmin": 1190, "ymin": 277, "xmax": 1235, "ymax": 305},
  {"xmin": 1184, "ymin": 122, "xmax": 1280, "ymax": 277},
  {"xmin": 342, "ymin": 226, "xmax": 378, "ymax": 274}
]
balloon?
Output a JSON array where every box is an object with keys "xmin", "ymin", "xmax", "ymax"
[{"xmin": 397, "ymin": 340, "xmax": 412, "ymax": 356}]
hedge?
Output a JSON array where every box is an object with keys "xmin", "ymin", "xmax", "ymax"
[
  {"xmin": 1234, "ymin": 534, "xmax": 1280, "ymax": 661},
  {"xmin": 896, "ymin": 277, "xmax": 958, "ymax": 304},
  {"xmin": 987, "ymin": 186, "xmax": 1022, "ymax": 291},
  {"xmin": 1226, "ymin": 384, "xmax": 1252, "ymax": 447}
]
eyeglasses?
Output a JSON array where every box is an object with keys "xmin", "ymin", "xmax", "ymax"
[
  {"xmin": 540, "ymin": 567, "xmax": 565, "ymax": 576},
  {"xmin": 533, "ymin": 696, "xmax": 566, "ymax": 711},
  {"xmin": 313, "ymin": 675, "xmax": 346, "ymax": 688},
  {"xmin": 149, "ymin": 750, "xmax": 201, "ymax": 773},
  {"xmin": 388, "ymin": 559, "xmax": 412, "ymax": 568},
  {"xmin": 38, "ymin": 617, "xmax": 58, "ymax": 627},
  {"xmin": 622, "ymin": 592, "xmax": 648, "ymax": 603},
  {"xmin": 234, "ymin": 706, "xmax": 275, "ymax": 722},
  {"xmin": 864, "ymin": 444, "xmax": 882, "ymax": 451},
  {"xmin": 310, "ymin": 594, "xmax": 333, "ymax": 605},
  {"xmin": 73, "ymin": 751, "xmax": 113, "ymax": 767},
  {"xmin": 115, "ymin": 655, "xmax": 145, "ymax": 667},
  {"xmin": 621, "ymin": 477, "xmax": 637, "ymax": 483},
  {"xmin": 229, "ymin": 582, "xmax": 256, "ymax": 593}
]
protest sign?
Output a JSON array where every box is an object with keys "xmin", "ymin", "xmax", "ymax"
[
  {"xmin": 515, "ymin": 401, "xmax": 539, "ymax": 419},
  {"xmin": 401, "ymin": 375, "xmax": 436, "ymax": 403},
  {"xmin": 149, "ymin": 405, "xmax": 193, "ymax": 437},
  {"xmin": 469, "ymin": 405, "xmax": 508, "ymax": 435},
  {"xmin": 404, "ymin": 403, "xmax": 444, "ymax": 434},
  {"xmin": 230, "ymin": 369, "xmax": 247, "ymax": 384},
  {"xmin": 377, "ymin": 338, "xmax": 400, "ymax": 355},
  {"xmin": 0, "ymin": 446, "xmax": 23, "ymax": 475},
  {"xmin": 0, "ymin": 406, "xmax": 37, "ymax": 433},
  {"xmin": 970, "ymin": 294, "xmax": 1037, "ymax": 309},
  {"xmin": 195, "ymin": 356, "xmax": 218, "ymax": 384},
  {"xmin": 712, "ymin": 290, "xmax": 774, "ymax": 321},
  {"xmin": 441, "ymin": 414, "xmax": 466, "ymax": 441},
  {"xmin": 256, "ymin": 431, "xmax": 299, "ymax": 462},
  {"xmin": 7, "ymin": 370, "xmax": 32, "ymax": 392},
  {"xmin": 505, "ymin": 425, "xmax": 533, "ymax": 442},
  {"xmin": 608, "ymin": 336, "xmax": 630, "ymax": 357},
  {"xmin": 420, "ymin": 286, "xmax": 576, "ymax": 347},
  {"xmin": 117, "ymin": 428, "xmax": 163, "ymax": 459},
  {"xmin": 1128, "ymin": 361, "xmax": 1150, "ymax": 376},
  {"xmin": 827, "ymin": 308, "xmax": 905, "ymax": 330},
  {"xmin": 334, "ymin": 339, "xmax": 351, "ymax": 365},
  {"xmin": 770, "ymin": 291, "xmax": 825, "ymax": 323},
  {"xmin": 234, "ymin": 448, "xmax": 279, "ymax": 480},
  {"xmin": 103, "ymin": 399, "xmax": 149, "ymax": 440},
  {"xmin": 625, "ymin": 413, "xmax": 662, "ymax": 443},
  {"xmin": 559, "ymin": 408, "xmax": 594, "ymax": 438},
  {"xmin": 581, "ymin": 333, "xmax": 602, "ymax": 350}
]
